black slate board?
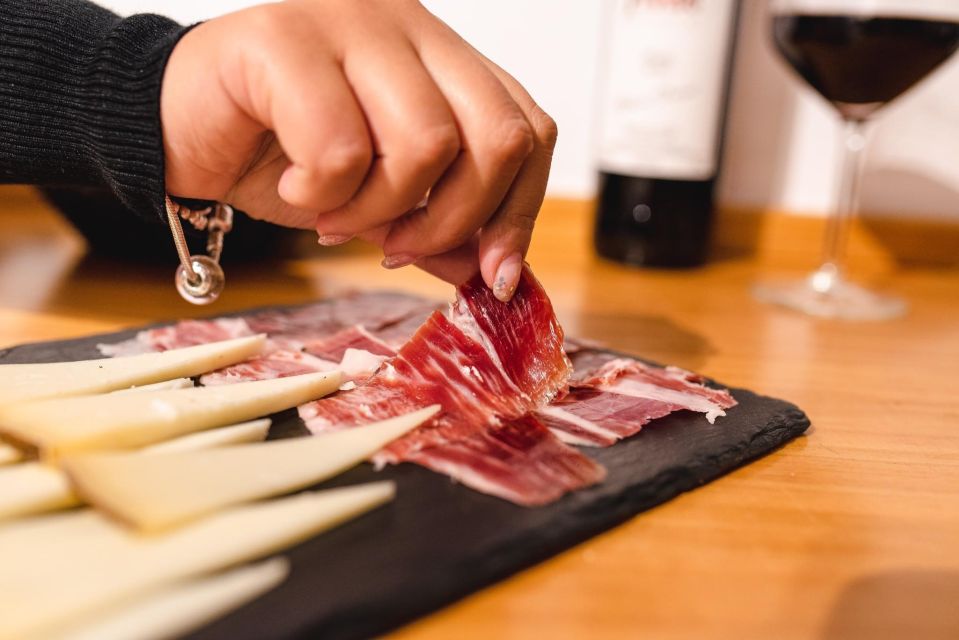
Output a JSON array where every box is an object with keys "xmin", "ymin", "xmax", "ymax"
[{"xmin": 0, "ymin": 305, "xmax": 810, "ymax": 640}]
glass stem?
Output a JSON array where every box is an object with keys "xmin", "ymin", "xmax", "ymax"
[{"xmin": 820, "ymin": 118, "xmax": 867, "ymax": 275}]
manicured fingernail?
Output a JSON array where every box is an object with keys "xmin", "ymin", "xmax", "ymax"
[
  {"xmin": 493, "ymin": 253, "xmax": 523, "ymax": 302},
  {"xmin": 381, "ymin": 254, "xmax": 416, "ymax": 269},
  {"xmin": 317, "ymin": 234, "xmax": 352, "ymax": 246}
]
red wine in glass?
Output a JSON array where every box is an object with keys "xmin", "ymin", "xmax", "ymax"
[
  {"xmin": 755, "ymin": 7, "xmax": 959, "ymax": 320},
  {"xmin": 774, "ymin": 16, "xmax": 959, "ymax": 119}
]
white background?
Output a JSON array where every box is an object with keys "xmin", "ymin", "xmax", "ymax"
[{"xmin": 103, "ymin": 0, "xmax": 959, "ymax": 220}]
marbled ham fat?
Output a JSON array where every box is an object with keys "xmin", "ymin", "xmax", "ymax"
[
  {"xmin": 301, "ymin": 312, "xmax": 539, "ymax": 458},
  {"xmin": 301, "ymin": 268, "xmax": 605, "ymax": 504},
  {"xmin": 199, "ymin": 350, "xmax": 336, "ymax": 386},
  {"xmin": 304, "ymin": 325, "xmax": 397, "ymax": 361},
  {"xmin": 538, "ymin": 351, "xmax": 738, "ymax": 447},
  {"xmin": 455, "ymin": 269, "xmax": 571, "ymax": 407}
]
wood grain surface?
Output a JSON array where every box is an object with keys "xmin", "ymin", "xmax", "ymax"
[{"xmin": 1, "ymin": 187, "xmax": 957, "ymax": 640}]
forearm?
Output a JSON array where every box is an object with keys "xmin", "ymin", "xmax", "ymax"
[{"xmin": 0, "ymin": 0, "xmax": 186, "ymax": 219}]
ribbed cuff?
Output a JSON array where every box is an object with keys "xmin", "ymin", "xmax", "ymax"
[
  {"xmin": 0, "ymin": 1, "xmax": 188, "ymax": 221},
  {"xmin": 84, "ymin": 14, "xmax": 192, "ymax": 220}
]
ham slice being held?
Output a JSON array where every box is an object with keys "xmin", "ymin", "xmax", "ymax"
[{"xmin": 301, "ymin": 267, "xmax": 606, "ymax": 506}]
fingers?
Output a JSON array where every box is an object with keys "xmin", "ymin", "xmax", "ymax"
[
  {"xmin": 380, "ymin": 28, "xmax": 535, "ymax": 268},
  {"xmin": 473, "ymin": 57, "xmax": 558, "ymax": 300},
  {"xmin": 242, "ymin": 18, "xmax": 373, "ymax": 213},
  {"xmin": 206, "ymin": 0, "xmax": 556, "ymax": 298},
  {"xmin": 314, "ymin": 35, "xmax": 461, "ymax": 244},
  {"xmin": 360, "ymin": 228, "xmax": 480, "ymax": 286}
]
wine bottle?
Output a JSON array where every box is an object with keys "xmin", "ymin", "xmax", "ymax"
[{"xmin": 594, "ymin": 0, "xmax": 740, "ymax": 268}]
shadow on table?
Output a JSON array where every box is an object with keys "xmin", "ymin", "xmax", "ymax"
[
  {"xmin": 570, "ymin": 311, "xmax": 715, "ymax": 373},
  {"xmin": 821, "ymin": 570, "xmax": 959, "ymax": 640},
  {"xmin": 38, "ymin": 250, "xmax": 327, "ymax": 325},
  {"xmin": 712, "ymin": 168, "xmax": 959, "ymax": 268},
  {"xmin": 858, "ymin": 168, "xmax": 959, "ymax": 269}
]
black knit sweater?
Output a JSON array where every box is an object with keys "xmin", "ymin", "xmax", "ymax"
[{"xmin": 0, "ymin": 0, "xmax": 186, "ymax": 220}]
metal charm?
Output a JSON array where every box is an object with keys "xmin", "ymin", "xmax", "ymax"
[{"xmin": 165, "ymin": 196, "xmax": 233, "ymax": 305}]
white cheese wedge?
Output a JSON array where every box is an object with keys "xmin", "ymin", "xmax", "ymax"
[
  {"xmin": 0, "ymin": 441, "xmax": 23, "ymax": 465},
  {"xmin": 142, "ymin": 419, "xmax": 270, "ymax": 455},
  {"xmin": 0, "ymin": 419, "xmax": 271, "ymax": 522},
  {"xmin": 0, "ymin": 371, "xmax": 341, "ymax": 457},
  {"xmin": 0, "ymin": 462, "xmax": 78, "ymax": 520},
  {"xmin": 50, "ymin": 558, "xmax": 289, "ymax": 640},
  {"xmin": 0, "ymin": 335, "xmax": 265, "ymax": 404},
  {"xmin": 112, "ymin": 378, "xmax": 194, "ymax": 394},
  {"xmin": 0, "ymin": 482, "xmax": 393, "ymax": 640},
  {"xmin": 66, "ymin": 406, "xmax": 437, "ymax": 530}
]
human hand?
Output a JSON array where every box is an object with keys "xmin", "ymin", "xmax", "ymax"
[{"xmin": 160, "ymin": 0, "xmax": 557, "ymax": 300}]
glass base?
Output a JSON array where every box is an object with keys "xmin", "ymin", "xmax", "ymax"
[{"xmin": 753, "ymin": 266, "xmax": 906, "ymax": 321}]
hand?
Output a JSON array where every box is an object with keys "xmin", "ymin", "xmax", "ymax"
[{"xmin": 160, "ymin": 0, "xmax": 557, "ymax": 300}]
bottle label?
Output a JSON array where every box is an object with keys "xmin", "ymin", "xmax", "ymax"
[{"xmin": 597, "ymin": 0, "xmax": 736, "ymax": 181}]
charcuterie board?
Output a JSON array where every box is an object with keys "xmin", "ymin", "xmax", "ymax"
[{"xmin": 0, "ymin": 299, "xmax": 810, "ymax": 640}]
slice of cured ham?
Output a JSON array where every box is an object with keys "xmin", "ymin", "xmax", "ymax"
[
  {"xmin": 454, "ymin": 273, "xmax": 571, "ymax": 408},
  {"xmin": 98, "ymin": 294, "xmax": 438, "ymax": 380},
  {"xmin": 403, "ymin": 415, "xmax": 605, "ymax": 505},
  {"xmin": 199, "ymin": 350, "xmax": 336, "ymax": 387},
  {"xmin": 538, "ymin": 352, "xmax": 737, "ymax": 447},
  {"xmin": 244, "ymin": 293, "xmax": 439, "ymax": 345},
  {"xmin": 303, "ymin": 325, "xmax": 397, "ymax": 361},
  {"xmin": 301, "ymin": 313, "xmax": 534, "ymax": 455},
  {"xmin": 99, "ymin": 319, "xmax": 254, "ymax": 356},
  {"xmin": 301, "ymin": 268, "xmax": 605, "ymax": 505}
]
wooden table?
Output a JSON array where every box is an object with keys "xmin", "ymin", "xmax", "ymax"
[{"xmin": 2, "ymin": 188, "xmax": 957, "ymax": 640}]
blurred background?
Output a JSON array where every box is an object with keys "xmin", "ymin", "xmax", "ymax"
[{"xmin": 100, "ymin": 0, "xmax": 959, "ymax": 222}]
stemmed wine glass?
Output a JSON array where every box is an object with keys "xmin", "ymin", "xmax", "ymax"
[{"xmin": 755, "ymin": 0, "xmax": 959, "ymax": 320}]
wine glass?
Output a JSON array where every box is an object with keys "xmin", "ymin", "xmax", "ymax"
[{"xmin": 754, "ymin": 0, "xmax": 959, "ymax": 320}]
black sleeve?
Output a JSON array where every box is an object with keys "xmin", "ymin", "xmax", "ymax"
[{"xmin": 0, "ymin": 0, "xmax": 187, "ymax": 220}]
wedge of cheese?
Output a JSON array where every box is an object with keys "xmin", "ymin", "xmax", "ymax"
[
  {"xmin": 50, "ymin": 558, "xmax": 289, "ymax": 640},
  {"xmin": 0, "ymin": 335, "xmax": 264, "ymax": 404},
  {"xmin": 0, "ymin": 482, "xmax": 393, "ymax": 640},
  {"xmin": 0, "ymin": 372, "xmax": 340, "ymax": 457},
  {"xmin": 141, "ymin": 419, "xmax": 270, "ymax": 455},
  {"xmin": 0, "ymin": 441, "xmax": 23, "ymax": 466},
  {"xmin": 112, "ymin": 378, "xmax": 194, "ymax": 394},
  {"xmin": 0, "ymin": 420, "xmax": 271, "ymax": 522},
  {"xmin": 0, "ymin": 462, "xmax": 77, "ymax": 520},
  {"xmin": 66, "ymin": 406, "xmax": 438, "ymax": 530}
]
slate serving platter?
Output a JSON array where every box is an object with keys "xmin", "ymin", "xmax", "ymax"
[{"xmin": 0, "ymin": 302, "xmax": 810, "ymax": 640}]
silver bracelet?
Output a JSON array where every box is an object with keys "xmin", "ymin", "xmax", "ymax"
[{"xmin": 165, "ymin": 195, "xmax": 233, "ymax": 305}]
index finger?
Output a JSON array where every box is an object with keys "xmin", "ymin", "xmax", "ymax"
[{"xmin": 472, "ymin": 55, "xmax": 558, "ymax": 301}]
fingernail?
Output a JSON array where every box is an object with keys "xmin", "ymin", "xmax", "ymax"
[
  {"xmin": 381, "ymin": 254, "xmax": 417, "ymax": 269},
  {"xmin": 493, "ymin": 253, "xmax": 523, "ymax": 302},
  {"xmin": 317, "ymin": 234, "xmax": 352, "ymax": 246}
]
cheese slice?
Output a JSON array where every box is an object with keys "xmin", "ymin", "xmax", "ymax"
[
  {"xmin": 66, "ymin": 406, "xmax": 438, "ymax": 530},
  {"xmin": 0, "ymin": 335, "xmax": 264, "ymax": 404},
  {"xmin": 50, "ymin": 558, "xmax": 289, "ymax": 640},
  {"xmin": 0, "ymin": 441, "xmax": 23, "ymax": 466},
  {"xmin": 0, "ymin": 482, "xmax": 394, "ymax": 640},
  {"xmin": 141, "ymin": 419, "xmax": 270, "ymax": 455},
  {"xmin": 0, "ymin": 462, "xmax": 77, "ymax": 520},
  {"xmin": 112, "ymin": 378, "xmax": 194, "ymax": 394},
  {"xmin": 0, "ymin": 420, "xmax": 271, "ymax": 522},
  {"xmin": 0, "ymin": 371, "xmax": 341, "ymax": 457}
]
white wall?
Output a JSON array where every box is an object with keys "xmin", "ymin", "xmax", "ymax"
[{"xmin": 102, "ymin": 0, "xmax": 959, "ymax": 220}]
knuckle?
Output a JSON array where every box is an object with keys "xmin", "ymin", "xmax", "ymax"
[
  {"xmin": 318, "ymin": 141, "xmax": 372, "ymax": 180},
  {"xmin": 507, "ymin": 207, "xmax": 538, "ymax": 233},
  {"xmin": 529, "ymin": 105, "xmax": 558, "ymax": 148},
  {"xmin": 489, "ymin": 117, "xmax": 534, "ymax": 167},
  {"xmin": 423, "ymin": 217, "xmax": 473, "ymax": 254},
  {"xmin": 408, "ymin": 123, "xmax": 461, "ymax": 170}
]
